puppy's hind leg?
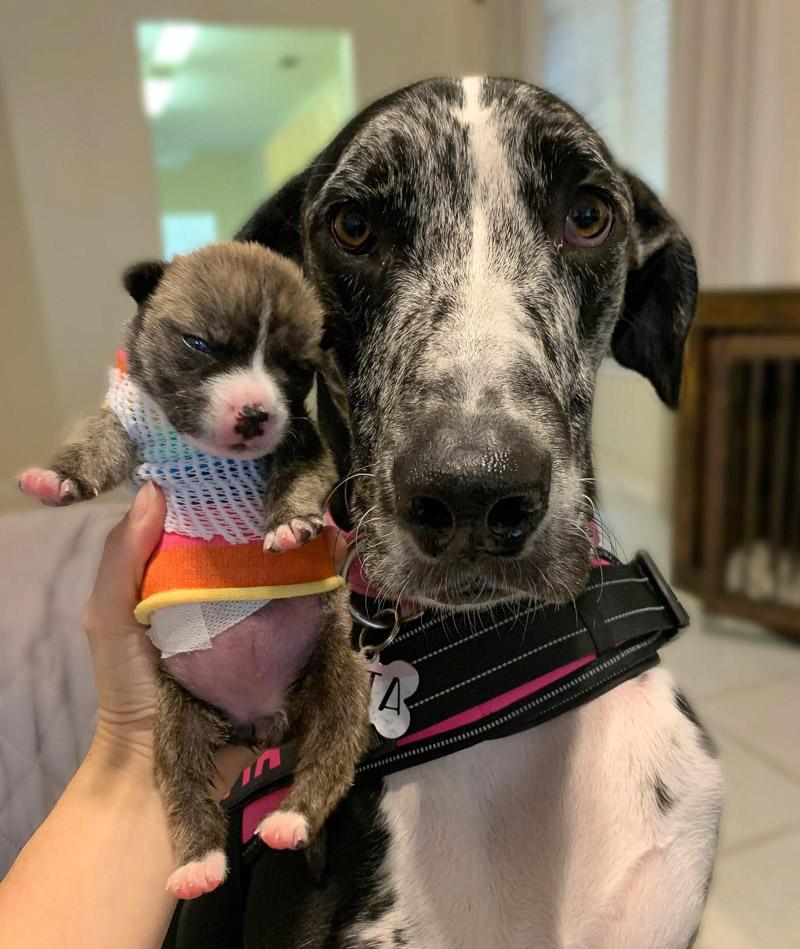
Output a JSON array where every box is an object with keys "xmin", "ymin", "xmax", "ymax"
[
  {"xmin": 154, "ymin": 675, "xmax": 234, "ymax": 900},
  {"xmin": 257, "ymin": 588, "xmax": 369, "ymax": 850}
]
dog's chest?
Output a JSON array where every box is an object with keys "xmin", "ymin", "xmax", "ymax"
[
  {"xmin": 349, "ymin": 729, "xmax": 572, "ymax": 948},
  {"xmin": 342, "ymin": 668, "xmax": 722, "ymax": 949}
]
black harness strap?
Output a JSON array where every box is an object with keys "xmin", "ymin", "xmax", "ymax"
[{"xmin": 223, "ymin": 551, "xmax": 688, "ymax": 824}]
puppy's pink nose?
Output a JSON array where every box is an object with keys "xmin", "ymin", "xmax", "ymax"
[{"xmin": 234, "ymin": 404, "xmax": 270, "ymax": 440}]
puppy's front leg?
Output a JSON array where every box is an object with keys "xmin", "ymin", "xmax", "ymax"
[
  {"xmin": 19, "ymin": 407, "xmax": 135, "ymax": 505},
  {"xmin": 153, "ymin": 675, "xmax": 234, "ymax": 899},
  {"xmin": 263, "ymin": 417, "xmax": 337, "ymax": 552},
  {"xmin": 256, "ymin": 587, "xmax": 369, "ymax": 849}
]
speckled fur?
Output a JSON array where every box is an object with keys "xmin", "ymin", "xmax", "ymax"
[
  {"xmin": 226, "ymin": 78, "xmax": 721, "ymax": 948},
  {"xmin": 243, "ymin": 79, "xmax": 697, "ymax": 613}
]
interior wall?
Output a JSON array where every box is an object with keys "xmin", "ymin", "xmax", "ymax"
[
  {"xmin": 157, "ymin": 149, "xmax": 266, "ymax": 242},
  {"xmin": 0, "ymin": 0, "xmax": 504, "ymax": 507},
  {"xmin": 263, "ymin": 71, "xmax": 354, "ymax": 195},
  {"xmin": 0, "ymin": 79, "xmax": 59, "ymax": 509}
]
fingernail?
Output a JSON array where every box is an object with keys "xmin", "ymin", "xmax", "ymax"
[{"xmin": 130, "ymin": 482, "xmax": 156, "ymax": 522}]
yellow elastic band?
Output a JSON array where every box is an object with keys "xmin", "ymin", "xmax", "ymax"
[{"xmin": 134, "ymin": 575, "xmax": 344, "ymax": 625}]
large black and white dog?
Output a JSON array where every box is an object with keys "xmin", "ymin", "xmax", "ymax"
[{"xmin": 231, "ymin": 77, "xmax": 722, "ymax": 949}]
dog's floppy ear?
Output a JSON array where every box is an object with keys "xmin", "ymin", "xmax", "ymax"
[
  {"xmin": 235, "ymin": 170, "xmax": 310, "ymax": 263},
  {"xmin": 611, "ymin": 173, "xmax": 698, "ymax": 408},
  {"xmin": 123, "ymin": 260, "xmax": 167, "ymax": 305}
]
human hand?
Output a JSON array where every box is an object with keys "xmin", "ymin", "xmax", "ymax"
[{"xmin": 83, "ymin": 483, "xmax": 253, "ymax": 791}]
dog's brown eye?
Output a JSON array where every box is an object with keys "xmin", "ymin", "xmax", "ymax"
[
  {"xmin": 331, "ymin": 203, "xmax": 374, "ymax": 254},
  {"xmin": 564, "ymin": 191, "xmax": 613, "ymax": 246}
]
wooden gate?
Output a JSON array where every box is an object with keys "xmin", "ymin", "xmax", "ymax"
[{"xmin": 674, "ymin": 291, "xmax": 800, "ymax": 640}]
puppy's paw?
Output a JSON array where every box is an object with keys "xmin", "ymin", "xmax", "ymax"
[
  {"xmin": 256, "ymin": 809, "xmax": 309, "ymax": 850},
  {"xmin": 263, "ymin": 514, "xmax": 324, "ymax": 553},
  {"xmin": 166, "ymin": 849, "xmax": 228, "ymax": 900},
  {"xmin": 18, "ymin": 468, "xmax": 86, "ymax": 506}
]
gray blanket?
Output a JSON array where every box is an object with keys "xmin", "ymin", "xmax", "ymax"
[{"xmin": 0, "ymin": 502, "xmax": 125, "ymax": 874}]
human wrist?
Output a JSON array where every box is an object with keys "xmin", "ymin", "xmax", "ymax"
[
  {"xmin": 88, "ymin": 716, "xmax": 254, "ymax": 801},
  {"xmin": 87, "ymin": 718, "xmax": 156, "ymax": 785}
]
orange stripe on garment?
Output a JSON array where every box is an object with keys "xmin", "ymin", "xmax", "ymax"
[{"xmin": 139, "ymin": 535, "xmax": 338, "ymax": 608}]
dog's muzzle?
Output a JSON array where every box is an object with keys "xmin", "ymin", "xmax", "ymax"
[{"xmin": 393, "ymin": 424, "xmax": 552, "ymax": 559}]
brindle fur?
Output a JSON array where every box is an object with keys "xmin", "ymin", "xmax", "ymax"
[
  {"xmin": 263, "ymin": 417, "xmax": 338, "ymax": 543},
  {"xmin": 49, "ymin": 408, "xmax": 136, "ymax": 501},
  {"xmin": 154, "ymin": 675, "xmax": 234, "ymax": 865},
  {"xmin": 21, "ymin": 241, "xmax": 370, "ymax": 884},
  {"xmin": 125, "ymin": 243, "xmax": 323, "ymax": 441},
  {"xmin": 154, "ymin": 586, "xmax": 368, "ymax": 871},
  {"xmin": 280, "ymin": 585, "xmax": 370, "ymax": 839}
]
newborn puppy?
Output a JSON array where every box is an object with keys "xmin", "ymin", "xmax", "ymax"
[{"xmin": 19, "ymin": 242, "xmax": 369, "ymax": 899}]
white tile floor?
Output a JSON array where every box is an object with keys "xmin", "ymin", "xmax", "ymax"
[{"xmin": 663, "ymin": 595, "xmax": 800, "ymax": 948}]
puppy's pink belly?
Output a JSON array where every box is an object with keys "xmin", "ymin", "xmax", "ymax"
[{"xmin": 162, "ymin": 598, "xmax": 322, "ymax": 727}]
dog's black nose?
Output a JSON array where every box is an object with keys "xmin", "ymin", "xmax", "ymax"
[
  {"xmin": 234, "ymin": 404, "xmax": 270, "ymax": 440},
  {"xmin": 394, "ymin": 427, "xmax": 551, "ymax": 558}
]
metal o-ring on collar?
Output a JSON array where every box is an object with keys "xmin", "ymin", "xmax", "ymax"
[
  {"xmin": 340, "ymin": 543, "xmax": 401, "ymax": 657},
  {"xmin": 357, "ymin": 609, "xmax": 401, "ymax": 661},
  {"xmin": 340, "ymin": 544, "xmax": 392, "ymax": 629}
]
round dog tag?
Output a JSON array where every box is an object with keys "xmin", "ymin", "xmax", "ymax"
[{"xmin": 365, "ymin": 658, "xmax": 419, "ymax": 739}]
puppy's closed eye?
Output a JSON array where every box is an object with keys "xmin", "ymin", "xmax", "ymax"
[{"xmin": 182, "ymin": 333, "xmax": 216, "ymax": 357}]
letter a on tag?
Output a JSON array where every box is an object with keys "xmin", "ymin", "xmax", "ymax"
[{"xmin": 365, "ymin": 659, "xmax": 419, "ymax": 738}]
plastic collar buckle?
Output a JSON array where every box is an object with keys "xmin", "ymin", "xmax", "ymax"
[{"xmin": 635, "ymin": 550, "xmax": 690, "ymax": 631}]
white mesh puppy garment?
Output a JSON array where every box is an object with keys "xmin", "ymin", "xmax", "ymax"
[
  {"xmin": 105, "ymin": 365, "xmax": 270, "ymax": 544},
  {"xmin": 105, "ymin": 361, "xmax": 275, "ymax": 654}
]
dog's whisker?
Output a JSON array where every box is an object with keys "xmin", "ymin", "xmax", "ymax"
[{"xmin": 323, "ymin": 468, "xmax": 376, "ymax": 514}]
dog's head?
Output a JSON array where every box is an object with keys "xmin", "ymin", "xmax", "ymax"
[
  {"xmin": 239, "ymin": 78, "xmax": 697, "ymax": 609},
  {"xmin": 123, "ymin": 241, "xmax": 322, "ymax": 459}
]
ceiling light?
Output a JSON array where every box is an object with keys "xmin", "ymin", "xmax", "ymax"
[
  {"xmin": 153, "ymin": 23, "xmax": 199, "ymax": 66},
  {"xmin": 144, "ymin": 77, "xmax": 173, "ymax": 117}
]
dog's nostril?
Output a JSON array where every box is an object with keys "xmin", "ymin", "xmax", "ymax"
[
  {"xmin": 409, "ymin": 496, "xmax": 454, "ymax": 534},
  {"xmin": 400, "ymin": 495, "xmax": 456, "ymax": 556},
  {"xmin": 486, "ymin": 495, "xmax": 547, "ymax": 551},
  {"xmin": 486, "ymin": 496, "xmax": 535, "ymax": 541}
]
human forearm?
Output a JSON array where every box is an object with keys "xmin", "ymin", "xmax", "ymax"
[{"xmin": 0, "ymin": 732, "xmax": 176, "ymax": 949}]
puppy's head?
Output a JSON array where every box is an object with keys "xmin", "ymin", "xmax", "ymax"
[
  {"xmin": 123, "ymin": 241, "xmax": 322, "ymax": 459},
  {"xmin": 240, "ymin": 78, "xmax": 698, "ymax": 608}
]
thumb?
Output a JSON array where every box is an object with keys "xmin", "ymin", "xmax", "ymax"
[{"xmin": 84, "ymin": 483, "xmax": 166, "ymax": 636}]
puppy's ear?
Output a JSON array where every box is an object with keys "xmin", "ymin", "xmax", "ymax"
[
  {"xmin": 235, "ymin": 170, "xmax": 311, "ymax": 262},
  {"xmin": 611, "ymin": 173, "xmax": 698, "ymax": 408},
  {"xmin": 123, "ymin": 260, "xmax": 167, "ymax": 305}
]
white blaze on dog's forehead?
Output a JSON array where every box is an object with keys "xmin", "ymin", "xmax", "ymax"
[
  {"xmin": 454, "ymin": 77, "xmax": 515, "ymax": 201},
  {"xmin": 424, "ymin": 77, "xmax": 549, "ymax": 405}
]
